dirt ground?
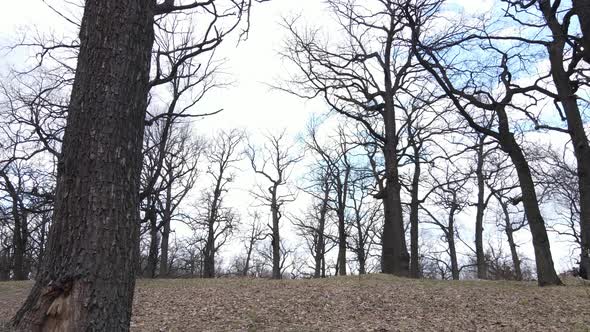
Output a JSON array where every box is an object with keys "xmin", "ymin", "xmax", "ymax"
[{"xmin": 1, "ymin": 274, "xmax": 589, "ymax": 331}]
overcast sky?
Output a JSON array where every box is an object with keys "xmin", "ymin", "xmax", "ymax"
[{"xmin": 0, "ymin": 0, "xmax": 576, "ymax": 273}]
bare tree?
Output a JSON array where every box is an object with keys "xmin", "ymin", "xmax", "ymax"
[
  {"xmin": 11, "ymin": 0, "xmax": 270, "ymax": 329},
  {"xmin": 195, "ymin": 129, "xmax": 243, "ymax": 278},
  {"xmin": 247, "ymin": 131, "xmax": 301, "ymax": 279},
  {"xmin": 406, "ymin": 0, "xmax": 562, "ymax": 285},
  {"xmin": 280, "ymin": 0, "xmax": 433, "ymax": 275}
]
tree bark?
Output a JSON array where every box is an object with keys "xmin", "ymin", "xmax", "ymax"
[
  {"xmin": 380, "ymin": 31, "xmax": 410, "ymax": 276},
  {"xmin": 314, "ymin": 183, "xmax": 329, "ymax": 278},
  {"xmin": 271, "ymin": 189, "xmax": 281, "ymax": 279},
  {"xmin": 159, "ymin": 172, "xmax": 173, "ymax": 277},
  {"xmin": 145, "ymin": 207, "xmax": 159, "ymax": 278},
  {"xmin": 573, "ymin": 0, "xmax": 590, "ymax": 63},
  {"xmin": 11, "ymin": 0, "xmax": 154, "ymax": 330},
  {"xmin": 448, "ymin": 204, "xmax": 459, "ymax": 280},
  {"xmin": 381, "ymin": 134, "xmax": 410, "ymax": 276},
  {"xmin": 540, "ymin": 2, "xmax": 590, "ymax": 278},
  {"xmin": 475, "ymin": 136, "xmax": 487, "ymax": 279},
  {"xmin": 336, "ymin": 201, "xmax": 347, "ymax": 276},
  {"xmin": 409, "ymin": 143, "xmax": 421, "ymax": 278},
  {"xmin": 500, "ymin": 201, "xmax": 523, "ymax": 281},
  {"xmin": 203, "ymin": 221, "xmax": 215, "ymax": 278},
  {"xmin": 497, "ymin": 110, "xmax": 562, "ymax": 285}
]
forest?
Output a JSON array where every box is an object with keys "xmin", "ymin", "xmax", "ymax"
[{"xmin": 0, "ymin": 0, "xmax": 589, "ymax": 330}]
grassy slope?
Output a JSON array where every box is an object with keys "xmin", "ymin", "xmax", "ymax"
[{"xmin": 1, "ymin": 274, "xmax": 589, "ymax": 331}]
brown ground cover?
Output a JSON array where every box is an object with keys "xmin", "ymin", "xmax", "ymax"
[{"xmin": 1, "ymin": 274, "xmax": 588, "ymax": 331}]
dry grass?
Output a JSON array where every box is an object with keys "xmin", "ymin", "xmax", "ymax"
[{"xmin": 1, "ymin": 274, "xmax": 589, "ymax": 331}]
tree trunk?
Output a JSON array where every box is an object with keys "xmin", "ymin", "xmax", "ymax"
[
  {"xmin": 11, "ymin": 0, "xmax": 154, "ymax": 330},
  {"xmin": 314, "ymin": 189, "xmax": 329, "ymax": 278},
  {"xmin": 271, "ymin": 190, "xmax": 281, "ymax": 279},
  {"xmin": 448, "ymin": 205, "xmax": 459, "ymax": 280},
  {"xmin": 12, "ymin": 215, "xmax": 26, "ymax": 280},
  {"xmin": 145, "ymin": 208, "xmax": 159, "ymax": 278},
  {"xmin": 381, "ymin": 136, "xmax": 410, "ymax": 276},
  {"xmin": 543, "ymin": 22, "xmax": 590, "ymax": 279},
  {"xmin": 337, "ymin": 208, "xmax": 347, "ymax": 276},
  {"xmin": 159, "ymin": 177, "xmax": 173, "ymax": 277},
  {"xmin": 159, "ymin": 218, "xmax": 170, "ymax": 277},
  {"xmin": 500, "ymin": 202, "xmax": 523, "ymax": 281},
  {"xmin": 0, "ymin": 251, "xmax": 10, "ymax": 281},
  {"xmin": 475, "ymin": 136, "xmax": 487, "ymax": 279},
  {"xmin": 409, "ymin": 144, "xmax": 421, "ymax": 278},
  {"xmin": 203, "ymin": 222, "xmax": 215, "ymax": 278},
  {"xmin": 573, "ymin": 0, "xmax": 590, "ymax": 63},
  {"xmin": 497, "ymin": 117, "xmax": 562, "ymax": 285}
]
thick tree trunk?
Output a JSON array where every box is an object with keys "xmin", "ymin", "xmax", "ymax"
[
  {"xmin": 498, "ymin": 124, "xmax": 562, "ymax": 285},
  {"xmin": 545, "ymin": 31, "xmax": 590, "ymax": 280},
  {"xmin": 381, "ymin": 135, "xmax": 410, "ymax": 276},
  {"xmin": 145, "ymin": 209, "xmax": 159, "ymax": 279},
  {"xmin": 475, "ymin": 137, "xmax": 487, "ymax": 279},
  {"xmin": 203, "ymin": 222, "xmax": 215, "ymax": 278},
  {"xmin": 159, "ymin": 218, "xmax": 170, "ymax": 277},
  {"xmin": 573, "ymin": 0, "xmax": 590, "ymax": 63},
  {"xmin": 0, "ymin": 251, "xmax": 10, "ymax": 281},
  {"xmin": 11, "ymin": 0, "xmax": 154, "ymax": 330},
  {"xmin": 541, "ymin": 0, "xmax": 590, "ymax": 281},
  {"xmin": 12, "ymin": 216, "xmax": 27, "ymax": 281}
]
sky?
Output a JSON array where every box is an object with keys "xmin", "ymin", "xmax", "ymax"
[{"xmin": 0, "ymin": 0, "xmax": 578, "ymax": 274}]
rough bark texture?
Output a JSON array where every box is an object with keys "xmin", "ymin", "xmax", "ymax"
[{"xmin": 11, "ymin": 0, "xmax": 154, "ymax": 330}]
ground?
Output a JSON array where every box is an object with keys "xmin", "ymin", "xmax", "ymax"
[{"xmin": 0, "ymin": 274, "xmax": 589, "ymax": 331}]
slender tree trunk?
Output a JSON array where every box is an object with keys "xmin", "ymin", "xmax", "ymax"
[
  {"xmin": 159, "ymin": 178, "xmax": 173, "ymax": 277},
  {"xmin": 243, "ymin": 240, "xmax": 254, "ymax": 277},
  {"xmin": 11, "ymin": 1, "xmax": 154, "ymax": 329},
  {"xmin": 314, "ymin": 190, "xmax": 328, "ymax": 278},
  {"xmin": 448, "ymin": 205, "xmax": 459, "ymax": 280},
  {"xmin": 271, "ymin": 190, "xmax": 281, "ymax": 279},
  {"xmin": 337, "ymin": 208, "xmax": 347, "ymax": 276},
  {"xmin": 500, "ymin": 202, "xmax": 523, "ymax": 281},
  {"xmin": 409, "ymin": 144, "xmax": 421, "ymax": 278},
  {"xmin": 475, "ymin": 136, "xmax": 487, "ymax": 279}
]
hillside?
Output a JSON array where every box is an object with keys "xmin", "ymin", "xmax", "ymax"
[{"xmin": 1, "ymin": 275, "xmax": 588, "ymax": 331}]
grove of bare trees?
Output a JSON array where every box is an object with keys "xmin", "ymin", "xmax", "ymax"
[{"xmin": 0, "ymin": 0, "xmax": 588, "ymax": 329}]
